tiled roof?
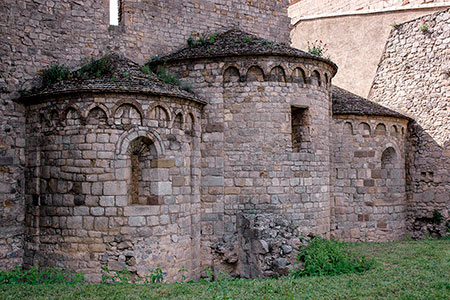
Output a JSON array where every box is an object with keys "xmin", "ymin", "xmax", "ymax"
[
  {"xmin": 20, "ymin": 54, "xmax": 204, "ymax": 104},
  {"xmin": 332, "ymin": 86, "xmax": 409, "ymax": 119},
  {"xmin": 152, "ymin": 28, "xmax": 337, "ymax": 73}
]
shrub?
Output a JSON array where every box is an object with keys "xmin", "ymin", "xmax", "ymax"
[
  {"xmin": 291, "ymin": 236, "xmax": 374, "ymax": 277},
  {"xmin": 42, "ymin": 64, "xmax": 71, "ymax": 86},
  {"xmin": 0, "ymin": 266, "xmax": 84, "ymax": 284},
  {"xmin": 76, "ymin": 56, "xmax": 113, "ymax": 79}
]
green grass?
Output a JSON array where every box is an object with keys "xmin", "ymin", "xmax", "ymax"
[{"xmin": 1, "ymin": 240, "xmax": 449, "ymax": 300}]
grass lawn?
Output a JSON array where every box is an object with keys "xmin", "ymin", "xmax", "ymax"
[{"xmin": 1, "ymin": 240, "xmax": 449, "ymax": 300}]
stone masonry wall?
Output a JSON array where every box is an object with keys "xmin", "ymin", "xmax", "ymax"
[
  {"xmin": 332, "ymin": 115, "xmax": 409, "ymax": 241},
  {"xmin": 161, "ymin": 55, "xmax": 336, "ymax": 277},
  {"xmin": 23, "ymin": 92, "xmax": 203, "ymax": 282},
  {"xmin": 0, "ymin": 0, "xmax": 290, "ymax": 270},
  {"xmin": 370, "ymin": 9, "xmax": 450, "ymax": 237}
]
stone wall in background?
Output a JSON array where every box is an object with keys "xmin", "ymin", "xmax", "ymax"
[
  {"xmin": 370, "ymin": 9, "xmax": 450, "ymax": 238},
  {"xmin": 0, "ymin": 0, "xmax": 290, "ymax": 270}
]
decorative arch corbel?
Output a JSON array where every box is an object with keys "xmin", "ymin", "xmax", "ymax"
[{"xmin": 115, "ymin": 128, "xmax": 165, "ymax": 159}]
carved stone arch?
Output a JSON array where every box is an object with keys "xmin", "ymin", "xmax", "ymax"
[
  {"xmin": 223, "ymin": 65, "xmax": 241, "ymax": 83},
  {"xmin": 148, "ymin": 102, "xmax": 171, "ymax": 128},
  {"xmin": 84, "ymin": 103, "xmax": 110, "ymax": 119},
  {"xmin": 344, "ymin": 121, "xmax": 353, "ymax": 135},
  {"xmin": 310, "ymin": 70, "xmax": 321, "ymax": 86},
  {"xmin": 391, "ymin": 124, "xmax": 399, "ymax": 137},
  {"xmin": 269, "ymin": 65, "xmax": 286, "ymax": 82},
  {"xmin": 246, "ymin": 65, "xmax": 265, "ymax": 82},
  {"xmin": 112, "ymin": 100, "xmax": 144, "ymax": 126},
  {"xmin": 375, "ymin": 142, "xmax": 400, "ymax": 161},
  {"xmin": 358, "ymin": 122, "xmax": 371, "ymax": 136},
  {"xmin": 375, "ymin": 123, "xmax": 387, "ymax": 136},
  {"xmin": 170, "ymin": 108, "xmax": 185, "ymax": 130},
  {"xmin": 86, "ymin": 104, "xmax": 109, "ymax": 126},
  {"xmin": 185, "ymin": 110, "xmax": 196, "ymax": 133},
  {"xmin": 62, "ymin": 104, "xmax": 83, "ymax": 126},
  {"xmin": 292, "ymin": 66, "xmax": 306, "ymax": 83},
  {"xmin": 115, "ymin": 128, "xmax": 165, "ymax": 158}
]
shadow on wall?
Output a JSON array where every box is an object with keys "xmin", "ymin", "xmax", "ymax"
[{"xmin": 406, "ymin": 121, "xmax": 450, "ymax": 239}]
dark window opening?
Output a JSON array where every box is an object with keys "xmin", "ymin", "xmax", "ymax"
[
  {"xmin": 128, "ymin": 137, "xmax": 158, "ymax": 205},
  {"xmin": 291, "ymin": 106, "xmax": 310, "ymax": 152}
]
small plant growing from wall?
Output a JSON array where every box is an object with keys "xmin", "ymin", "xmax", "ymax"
[
  {"xmin": 419, "ymin": 18, "xmax": 428, "ymax": 33},
  {"xmin": 76, "ymin": 56, "xmax": 113, "ymax": 79},
  {"xmin": 187, "ymin": 33, "xmax": 218, "ymax": 47},
  {"xmin": 307, "ymin": 40, "xmax": 328, "ymax": 57}
]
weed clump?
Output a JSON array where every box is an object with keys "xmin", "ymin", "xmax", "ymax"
[
  {"xmin": 291, "ymin": 236, "xmax": 374, "ymax": 277},
  {"xmin": 0, "ymin": 265, "xmax": 84, "ymax": 284},
  {"xmin": 76, "ymin": 56, "xmax": 113, "ymax": 79},
  {"xmin": 42, "ymin": 64, "xmax": 71, "ymax": 86}
]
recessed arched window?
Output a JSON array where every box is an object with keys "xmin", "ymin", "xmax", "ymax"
[
  {"xmin": 128, "ymin": 136, "xmax": 158, "ymax": 205},
  {"xmin": 291, "ymin": 106, "xmax": 310, "ymax": 152}
]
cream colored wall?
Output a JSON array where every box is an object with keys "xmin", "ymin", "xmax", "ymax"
[
  {"xmin": 289, "ymin": 0, "xmax": 448, "ymax": 21},
  {"xmin": 290, "ymin": 7, "xmax": 448, "ymax": 97}
]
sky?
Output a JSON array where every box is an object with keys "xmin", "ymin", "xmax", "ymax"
[{"xmin": 110, "ymin": 0, "xmax": 119, "ymax": 25}]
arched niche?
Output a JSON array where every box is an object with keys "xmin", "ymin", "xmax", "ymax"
[
  {"xmin": 391, "ymin": 125, "xmax": 398, "ymax": 137},
  {"xmin": 358, "ymin": 122, "xmax": 371, "ymax": 136},
  {"xmin": 292, "ymin": 67, "xmax": 306, "ymax": 84},
  {"xmin": 223, "ymin": 66, "xmax": 240, "ymax": 83},
  {"xmin": 149, "ymin": 105, "xmax": 170, "ymax": 128},
  {"xmin": 269, "ymin": 66, "xmax": 286, "ymax": 82},
  {"xmin": 87, "ymin": 106, "xmax": 108, "ymax": 126},
  {"xmin": 381, "ymin": 147, "xmax": 396, "ymax": 168},
  {"xmin": 310, "ymin": 70, "xmax": 321, "ymax": 86},
  {"xmin": 173, "ymin": 112, "xmax": 183, "ymax": 130},
  {"xmin": 344, "ymin": 121, "xmax": 353, "ymax": 135},
  {"xmin": 114, "ymin": 103, "xmax": 142, "ymax": 126},
  {"xmin": 375, "ymin": 123, "xmax": 387, "ymax": 136},
  {"xmin": 381, "ymin": 146, "xmax": 403, "ymax": 202},
  {"xmin": 185, "ymin": 112, "xmax": 195, "ymax": 133},
  {"xmin": 246, "ymin": 66, "xmax": 265, "ymax": 82},
  {"xmin": 324, "ymin": 73, "xmax": 329, "ymax": 86},
  {"xmin": 64, "ymin": 107, "xmax": 82, "ymax": 126}
]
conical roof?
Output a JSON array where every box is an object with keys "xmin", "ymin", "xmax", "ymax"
[
  {"xmin": 20, "ymin": 53, "xmax": 204, "ymax": 104},
  {"xmin": 152, "ymin": 29, "xmax": 337, "ymax": 74}
]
